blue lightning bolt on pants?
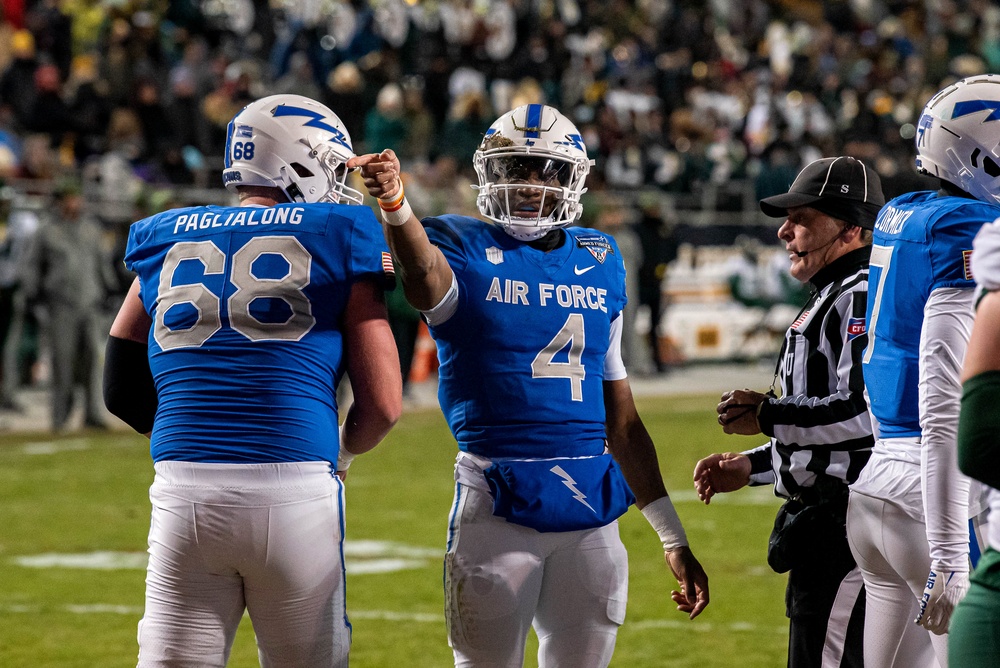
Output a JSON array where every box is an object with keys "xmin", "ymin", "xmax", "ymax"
[{"xmin": 444, "ymin": 455, "xmax": 627, "ymax": 668}]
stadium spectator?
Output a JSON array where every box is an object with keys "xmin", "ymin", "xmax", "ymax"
[
  {"xmin": 24, "ymin": 177, "xmax": 115, "ymax": 430},
  {"xmin": 0, "ymin": 29, "xmax": 38, "ymax": 129},
  {"xmin": 324, "ymin": 61, "xmax": 369, "ymax": 144},
  {"xmin": 1, "ymin": 0, "xmax": 998, "ymax": 208},
  {"xmin": 65, "ymin": 54, "xmax": 111, "ymax": 163},
  {"xmin": 0, "ymin": 186, "xmax": 37, "ymax": 411},
  {"xmin": 634, "ymin": 198, "xmax": 678, "ymax": 372},
  {"xmin": 848, "ymin": 74, "xmax": 998, "ymax": 668},
  {"xmin": 696, "ymin": 156, "xmax": 883, "ymax": 668},
  {"xmin": 950, "ymin": 215, "xmax": 1000, "ymax": 666},
  {"xmin": 103, "ymin": 94, "xmax": 401, "ymax": 665},
  {"xmin": 364, "ymin": 82, "xmax": 407, "ymax": 156},
  {"xmin": 353, "ymin": 103, "xmax": 708, "ymax": 667},
  {"xmin": 399, "ymin": 76, "xmax": 436, "ymax": 164},
  {"xmin": 273, "ymin": 50, "xmax": 323, "ymax": 101},
  {"xmin": 436, "ymin": 90, "xmax": 491, "ymax": 173}
]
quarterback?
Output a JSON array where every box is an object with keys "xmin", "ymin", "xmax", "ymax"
[
  {"xmin": 104, "ymin": 94, "xmax": 402, "ymax": 666},
  {"xmin": 847, "ymin": 75, "xmax": 1000, "ymax": 667},
  {"xmin": 351, "ymin": 103, "xmax": 708, "ymax": 668}
]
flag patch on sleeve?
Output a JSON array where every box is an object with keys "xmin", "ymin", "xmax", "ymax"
[
  {"xmin": 847, "ymin": 317, "xmax": 866, "ymax": 340},
  {"xmin": 382, "ymin": 252, "xmax": 396, "ymax": 289},
  {"xmin": 963, "ymin": 249, "xmax": 974, "ymax": 280}
]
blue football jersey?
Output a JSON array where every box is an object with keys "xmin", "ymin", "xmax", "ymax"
[
  {"xmin": 425, "ymin": 215, "xmax": 627, "ymax": 459},
  {"xmin": 125, "ymin": 202, "xmax": 391, "ymax": 463},
  {"xmin": 864, "ymin": 191, "xmax": 1000, "ymax": 437}
]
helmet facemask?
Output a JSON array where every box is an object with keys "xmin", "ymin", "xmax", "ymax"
[
  {"xmin": 286, "ymin": 141, "xmax": 364, "ymax": 205},
  {"xmin": 474, "ymin": 134, "xmax": 589, "ymax": 241}
]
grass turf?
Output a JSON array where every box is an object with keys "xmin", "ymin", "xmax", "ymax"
[{"xmin": 0, "ymin": 394, "xmax": 787, "ymax": 667}]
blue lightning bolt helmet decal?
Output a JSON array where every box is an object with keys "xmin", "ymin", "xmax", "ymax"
[
  {"xmin": 271, "ymin": 105, "xmax": 353, "ymax": 151},
  {"xmin": 952, "ymin": 100, "xmax": 1000, "ymax": 122}
]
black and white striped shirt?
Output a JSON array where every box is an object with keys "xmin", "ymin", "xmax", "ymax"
[{"xmin": 746, "ymin": 246, "xmax": 874, "ymax": 499}]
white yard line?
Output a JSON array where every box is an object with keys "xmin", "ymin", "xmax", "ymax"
[
  {"xmin": 668, "ymin": 487, "xmax": 781, "ymax": 505},
  {"xmin": 0, "ymin": 603, "xmax": 785, "ymax": 634}
]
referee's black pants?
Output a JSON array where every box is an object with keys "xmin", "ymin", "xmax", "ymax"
[{"xmin": 786, "ymin": 532, "xmax": 866, "ymax": 668}]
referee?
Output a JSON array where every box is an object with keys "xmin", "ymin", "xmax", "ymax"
[{"xmin": 694, "ymin": 157, "xmax": 882, "ymax": 668}]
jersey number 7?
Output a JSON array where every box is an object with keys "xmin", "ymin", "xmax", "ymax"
[{"xmin": 863, "ymin": 243, "xmax": 893, "ymax": 364}]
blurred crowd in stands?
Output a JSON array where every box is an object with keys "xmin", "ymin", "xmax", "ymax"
[
  {"xmin": 0, "ymin": 0, "xmax": 997, "ymax": 426},
  {"xmin": 0, "ymin": 0, "xmax": 996, "ymax": 207}
]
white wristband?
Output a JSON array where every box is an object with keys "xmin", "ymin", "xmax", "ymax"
[
  {"xmin": 640, "ymin": 495, "xmax": 688, "ymax": 550},
  {"xmin": 380, "ymin": 198, "xmax": 412, "ymax": 227},
  {"xmin": 336, "ymin": 424, "xmax": 355, "ymax": 472}
]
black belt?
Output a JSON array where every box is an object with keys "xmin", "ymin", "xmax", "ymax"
[{"xmin": 788, "ymin": 477, "xmax": 849, "ymax": 507}]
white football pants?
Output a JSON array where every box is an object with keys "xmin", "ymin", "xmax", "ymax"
[
  {"xmin": 137, "ymin": 461, "xmax": 350, "ymax": 668},
  {"xmin": 846, "ymin": 491, "xmax": 947, "ymax": 668},
  {"xmin": 444, "ymin": 479, "xmax": 628, "ymax": 668}
]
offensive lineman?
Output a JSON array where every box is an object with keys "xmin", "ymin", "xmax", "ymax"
[
  {"xmin": 847, "ymin": 75, "xmax": 1000, "ymax": 667},
  {"xmin": 103, "ymin": 94, "xmax": 402, "ymax": 666},
  {"xmin": 351, "ymin": 104, "xmax": 709, "ymax": 668}
]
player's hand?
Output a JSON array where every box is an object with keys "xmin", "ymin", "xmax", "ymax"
[
  {"xmin": 335, "ymin": 469, "xmax": 348, "ymax": 482},
  {"xmin": 348, "ymin": 150, "xmax": 402, "ymax": 200},
  {"xmin": 914, "ymin": 566, "xmax": 970, "ymax": 634},
  {"xmin": 693, "ymin": 452, "xmax": 751, "ymax": 503},
  {"xmin": 716, "ymin": 389, "xmax": 767, "ymax": 435},
  {"xmin": 665, "ymin": 546, "xmax": 709, "ymax": 619}
]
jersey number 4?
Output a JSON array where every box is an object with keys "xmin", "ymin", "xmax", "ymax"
[
  {"xmin": 531, "ymin": 313, "xmax": 586, "ymax": 401},
  {"xmin": 154, "ymin": 237, "xmax": 315, "ymax": 350}
]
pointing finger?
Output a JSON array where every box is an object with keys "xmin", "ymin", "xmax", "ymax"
[{"xmin": 347, "ymin": 154, "xmax": 378, "ymax": 169}]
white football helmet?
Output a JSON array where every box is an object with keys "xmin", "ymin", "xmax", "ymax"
[
  {"xmin": 915, "ymin": 74, "xmax": 1000, "ymax": 204},
  {"xmin": 221, "ymin": 94, "xmax": 363, "ymax": 205},
  {"xmin": 474, "ymin": 104, "xmax": 594, "ymax": 240}
]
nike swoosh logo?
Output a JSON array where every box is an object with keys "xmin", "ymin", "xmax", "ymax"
[{"xmin": 574, "ymin": 265, "xmax": 595, "ymax": 275}]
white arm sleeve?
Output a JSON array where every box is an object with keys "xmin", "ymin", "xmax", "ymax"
[
  {"xmin": 420, "ymin": 272, "xmax": 459, "ymax": 326},
  {"xmin": 604, "ymin": 313, "xmax": 627, "ymax": 381},
  {"xmin": 971, "ymin": 217, "xmax": 1000, "ymax": 290},
  {"xmin": 920, "ymin": 286, "xmax": 975, "ymax": 570}
]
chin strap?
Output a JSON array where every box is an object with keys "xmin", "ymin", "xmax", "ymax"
[{"xmin": 503, "ymin": 225, "xmax": 551, "ymax": 242}]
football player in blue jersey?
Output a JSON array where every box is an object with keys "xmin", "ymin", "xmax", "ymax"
[
  {"xmin": 846, "ymin": 75, "xmax": 1000, "ymax": 668},
  {"xmin": 949, "ymin": 216, "xmax": 1000, "ymax": 665},
  {"xmin": 351, "ymin": 104, "xmax": 708, "ymax": 667},
  {"xmin": 103, "ymin": 94, "xmax": 402, "ymax": 667}
]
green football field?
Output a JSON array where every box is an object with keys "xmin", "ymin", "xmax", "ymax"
[{"xmin": 0, "ymin": 394, "xmax": 789, "ymax": 667}]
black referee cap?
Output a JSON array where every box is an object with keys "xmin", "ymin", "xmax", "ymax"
[{"xmin": 759, "ymin": 157, "xmax": 885, "ymax": 229}]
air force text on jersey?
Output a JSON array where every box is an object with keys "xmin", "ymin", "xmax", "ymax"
[
  {"xmin": 171, "ymin": 206, "xmax": 306, "ymax": 234},
  {"xmin": 485, "ymin": 276, "xmax": 609, "ymax": 313}
]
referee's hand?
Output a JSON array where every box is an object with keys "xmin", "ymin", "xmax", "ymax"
[
  {"xmin": 693, "ymin": 452, "xmax": 751, "ymax": 504},
  {"xmin": 716, "ymin": 389, "xmax": 767, "ymax": 435}
]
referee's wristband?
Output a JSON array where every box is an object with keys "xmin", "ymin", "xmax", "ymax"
[{"xmin": 641, "ymin": 495, "xmax": 688, "ymax": 550}]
